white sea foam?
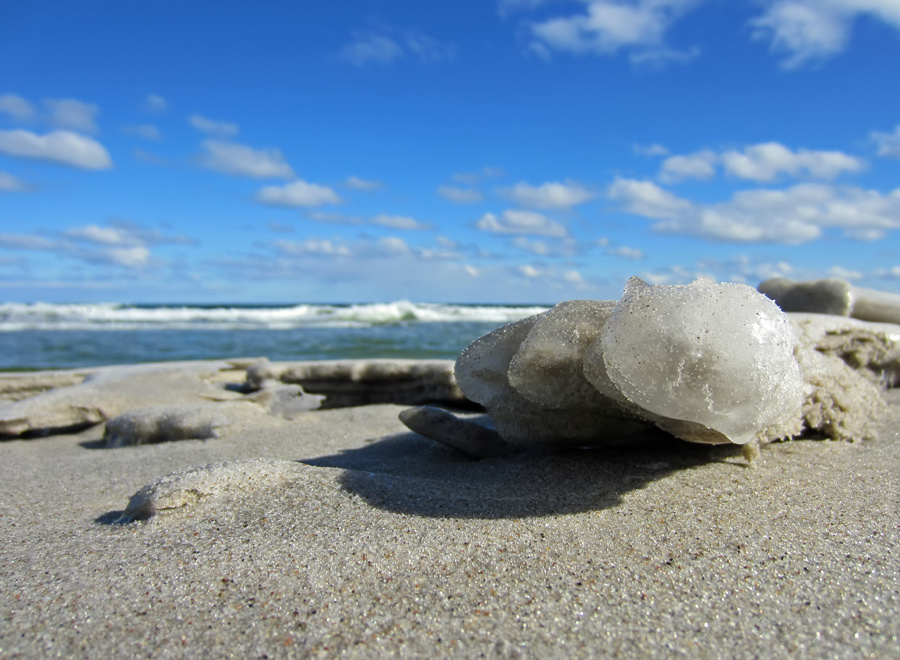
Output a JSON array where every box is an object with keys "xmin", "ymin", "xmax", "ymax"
[{"xmin": 0, "ymin": 301, "xmax": 549, "ymax": 331}]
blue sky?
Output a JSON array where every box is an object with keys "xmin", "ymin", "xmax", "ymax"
[{"xmin": 1, "ymin": 0, "xmax": 900, "ymax": 304}]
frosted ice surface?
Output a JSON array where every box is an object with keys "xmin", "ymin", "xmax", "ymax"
[
  {"xmin": 508, "ymin": 300, "xmax": 615, "ymax": 408},
  {"xmin": 597, "ymin": 277, "xmax": 803, "ymax": 444}
]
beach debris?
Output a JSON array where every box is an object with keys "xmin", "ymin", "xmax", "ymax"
[
  {"xmin": 104, "ymin": 403, "xmax": 233, "ymax": 447},
  {"xmin": 245, "ymin": 358, "xmax": 465, "ymax": 408},
  {"xmin": 117, "ymin": 458, "xmax": 305, "ymax": 522},
  {"xmin": 759, "ymin": 277, "xmax": 900, "ymax": 324},
  {"xmin": 0, "ymin": 361, "xmax": 246, "ymax": 437},
  {"xmin": 402, "ymin": 277, "xmax": 897, "ymax": 457}
]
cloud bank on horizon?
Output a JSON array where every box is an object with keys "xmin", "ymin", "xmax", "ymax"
[{"xmin": 1, "ymin": 0, "xmax": 899, "ymax": 303}]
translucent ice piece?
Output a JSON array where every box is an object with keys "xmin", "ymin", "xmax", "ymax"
[{"xmin": 595, "ymin": 277, "xmax": 804, "ymax": 445}]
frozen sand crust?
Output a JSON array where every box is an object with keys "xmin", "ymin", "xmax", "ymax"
[{"xmin": 0, "ymin": 398, "xmax": 897, "ymax": 658}]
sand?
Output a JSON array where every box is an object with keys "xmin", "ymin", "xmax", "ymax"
[{"xmin": 0, "ymin": 356, "xmax": 897, "ymax": 658}]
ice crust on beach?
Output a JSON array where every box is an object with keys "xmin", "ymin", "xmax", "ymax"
[
  {"xmin": 448, "ymin": 277, "xmax": 893, "ymax": 454},
  {"xmin": 119, "ymin": 458, "xmax": 304, "ymax": 522}
]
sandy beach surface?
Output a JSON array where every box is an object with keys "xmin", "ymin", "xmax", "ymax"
[{"xmin": 1, "ymin": 361, "xmax": 898, "ymax": 659}]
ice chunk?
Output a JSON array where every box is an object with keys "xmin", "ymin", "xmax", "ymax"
[{"xmin": 594, "ymin": 277, "xmax": 804, "ymax": 445}]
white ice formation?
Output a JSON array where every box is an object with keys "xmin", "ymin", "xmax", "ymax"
[{"xmin": 452, "ymin": 277, "xmax": 875, "ymax": 452}]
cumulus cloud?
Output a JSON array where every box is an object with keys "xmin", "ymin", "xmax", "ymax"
[
  {"xmin": 0, "ymin": 220, "xmax": 190, "ymax": 270},
  {"xmin": 372, "ymin": 214, "xmax": 435, "ymax": 230},
  {"xmin": 64, "ymin": 219, "xmax": 194, "ymax": 247},
  {"xmin": 529, "ymin": 0, "xmax": 703, "ymax": 64},
  {"xmin": 345, "ymin": 176, "xmax": 384, "ymax": 191},
  {"xmin": 827, "ymin": 265, "xmax": 863, "ymax": 280},
  {"xmin": 340, "ymin": 29, "xmax": 456, "ymax": 66},
  {"xmin": 610, "ymin": 177, "xmax": 900, "ymax": 243},
  {"xmin": 257, "ymin": 180, "xmax": 342, "ymax": 207},
  {"xmin": 659, "ymin": 149, "xmax": 717, "ymax": 182},
  {"xmin": 608, "ymin": 177, "xmax": 692, "ymax": 220},
  {"xmin": 658, "ymin": 142, "xmax": 865, "ymax": 183},
  {"xmin": 44, "ymin": 98, "xmax": 99, "ymax": 133},
  {"xmin": 0, "ymin": 94, "xmax": 36, "ymax": 121},
  {"xmin": 477, "ymin": 209, "xmax": 569, "ymax": 237},
  {"xmin": 275, "ymin": 238, "xmax": 352, "ymax": 257},
  {"xmin": 189, "ymin": 114, "xmax": 239, "ymax": 137},
  {"xmin": 438, "ymin": 185, "xmax": 484, "ymax": 203},
  {"xmin": 0, "ymin": 171, "xmax": 32, "ymax": 192},
  {"xmin": 0, "ymin": 129, "xmax": 113, "ymax": 169},
  {"xmin": 721, "ymin": 142, "xmax": 865, "ymax": 181},
  {"xmin": 198, "ymin": 140, "xmax": 295, "ymax": 179},
  {"xmin": 871, "ymin": 124, "xmax": 900, "ymax": 158},
  {"xmin": 504, "ymin": 180, "xmax": 594, "ymax": 209},
  {"xmin": 606, "ymin": 245, "xmax": 645, "ymax": 259},
  {"xmin": 750, "ymin": 0, "xmax": 900, "ymax": 69}
]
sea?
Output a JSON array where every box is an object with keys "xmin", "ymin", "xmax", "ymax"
[{"xmin": 0, "ymin": 301, "xmax": 550, "ymax": 371}]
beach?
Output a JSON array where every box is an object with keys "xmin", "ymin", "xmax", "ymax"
[{"xmin": 0, "ymin": 357, "xmax": 897, "ymax": 658}]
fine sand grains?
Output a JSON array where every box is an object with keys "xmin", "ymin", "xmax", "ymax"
[{"xmin": 1, "ymin": 396, "xmax": 898, "ymax": 658}]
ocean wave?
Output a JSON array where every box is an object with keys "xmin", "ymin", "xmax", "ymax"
[{"xmin": 0, "ymin": 301, "xmax": 550, "ymax": 331}]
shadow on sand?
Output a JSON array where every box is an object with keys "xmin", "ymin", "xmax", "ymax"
[{"xmin": 302, "ymin": 428, "xmax": 743, "ymax": 519}]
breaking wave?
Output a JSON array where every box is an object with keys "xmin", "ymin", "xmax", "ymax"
[{"xmin": 0, "ymin": 301, "xmax": 550, "ymax": 332}]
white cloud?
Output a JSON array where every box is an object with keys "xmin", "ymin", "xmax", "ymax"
[
  {"xmin": 438, "ymin": 185, "xmax": 484, "ymax": 203},
  {"xmin": 123, "ymin": 124, "xmax": 161, "ymax": 140},
  {"xmin": 0, "ymin": 234, "xmax": 56, "ymax": 250},
  {"xmin": 199, "ymin": 140, "xmax": 294, "ymax": 179},
  {"xmin": 102, "ymin": 246, "xmax": 152, "ymax": 267},
  {"xmin": 44, "ymin": 98, "xmax": 99, "ymax": 133},
  {"xmin": 606, "ymin": 245, "xmax": 645, "ymax": 259},
  {"xmin": 64, "ymin": 220, "xmax": 194, "ymax": 247},
  {"xmin": 721, "ymin": 142, "xmax": 864, "ymax": 181},
  {"xmin": 871, "ymin": 124, "xmax": 900, "ymax": 158},
  {"xmin": 377, "ymin": 236, "xmax": 412, "ymax": 255},
  {"xmin": 608, "ymin": 177, "xmax": 692, "ymax": 220},
  {"xmin": 189, "ymin": 114, "xmax": 239, "ymax": 136},
  {"xmin": 517, "ymin": 264, "xmax": 541, "ymax": 278},
  {"xmin": 372, "ymin": 214, "xmax": 434, "ymax": 230},
  {"xmin": 750, "ymin": 0, "xmax": 900, "ymax": 69},
  {"xmin": 345, "ymin": 176, "xmax": 384, "ymax": 191},
  {"xmin": 659, "ymin": 149, "xmax": 716, "ymax": 182},
  {"xmin": 0, "ymin": 221, "xmax": 190, "ymax": 270},
  {"xmin": 610, "ymin": 177, "xmax": 900, "ymax": 243},
  {"xmin": 65, "ymin": 225, "xmax": 132, "ymax": 245},
  {"xmin": 513, "ymin": 237, "xmax": 551, "ymax": 255},
  {"xmin": 634, "ymin": 142, "xmax": 669, "ymax": 156},
  {"xmin": 563, "ymin": 270, "xmax": 588, "ymax": 287},
  {"xmin": 143, "ymin": 94, "xmax": 168, "ymax": 113},
  {"xmin": 827, "ymin": 265, "xmax": 863, "ymax": 280},
  {"xmin": 529, "ymin": 0, "xmax": 703, "ymax": 64},
  {"xmin": 275, "ymin": 239, "xmax": 351, "ymax": 256},
  {"xmin": 505, "ymin": 180, "xmax": 594, "ymax": 209},
  {"xmin": 0, "ymin": 94, "xmax": 35, "ymax": 121},
  {"xmin": 257, "ymin": 180, "xmax": 342, "ymax": 207},
  {"xmin": 0, "ymin": 171, "xmax": 31, "ymax": 192},
  {"xmin": 340, "ymin": 33, "xmax": 404, "ymax": 66},
  {"xmin": 657, "ymin": 142, "xmax": 865, "ymax": 183},
  {"xmin": 0, "ymin": 129, "xmax": 113, "ymax": 169},
  {"xmin": 340, "ymin": 30, "xmax": 456, "ymax": 66},
  {"xmin": 477, "ymin": 209, "xmax": 569, "ymax": 237}
]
